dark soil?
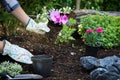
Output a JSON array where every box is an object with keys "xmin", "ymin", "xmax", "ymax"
[{"xmin": 1, "ymin": 11, "xmax": 120, "ymax": 80}]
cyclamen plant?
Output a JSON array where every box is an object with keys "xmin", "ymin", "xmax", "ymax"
[
  {"xmin": 49, "ymin": 10, "xmax": 68, "ymax": 25},
  {"xmin": 84, "ymin": 27, "xmax": 104, "ymax": 47}
]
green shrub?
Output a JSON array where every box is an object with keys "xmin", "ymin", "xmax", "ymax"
[{"xmin": 78, "ymin": 14, "xmax": 120, "ymax": 48}]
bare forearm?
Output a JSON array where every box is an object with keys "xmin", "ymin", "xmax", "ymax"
[
  {"xmin": 0, "ymin": 41, "xmax": 4, "ymax": 52},
  {"xmin": 0, "ymin": 0, "xmax": 30, "ymax": 26},
  {"xmin": 11, "ymin": 6, "xmax": 30, "ymax": 26}
]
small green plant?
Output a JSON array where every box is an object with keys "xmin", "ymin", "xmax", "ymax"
[
  {"xmin": 68, "ymin": 18, "xmax": 77, "ymax": 26},
  {"xmin": 55, "ymin": 24, "xmax": 76, "ymax": 44},
  {"xmin": 59, "ymin": 6, "xmax": 72, "ymax": 14},
  {"xmin": 0, "ymin": 61, "xmax": 23, "ymax": 77},
  {"xmin": 35, "ymin": 6, "xmax": 49, "ymax": 23},
  {"xmin": 54, "ymin": 14, "xmax": 77, "ymax": 44}
]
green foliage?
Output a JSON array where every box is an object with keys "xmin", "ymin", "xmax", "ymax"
[
  {"xmin": 80, "ymin": 0, "xmax": 103, "ymax": 10},
  {"xmin": 68, "ymin": 18, "xmax": 77, "ymax": 26},
  {"xmin": 19, "ymin": 0, "xmax": 75, "ymax": 15},
  {"xmin": 55, "ymin": 25, "xmax": 76, "ymax": 44},
  {"xmin": 78, "ymin": 14, "xmax": 120, "ymax": 48},
  {"xmin": 102, "ymin": 0, "xmax": 120, "ymax": 11},
  {"xmin": 80, "ymin": 0, "xmax": 120, "ymax": 11},
  {"xmin": 19, "ymin": 0, "xmax": 120, "ymax": 13},
  {"xmin": 0, "ymin": 61, "xmax": 23, "ymax": 77},
  {"xmin": 48, "ymin": 0, "xmax": 75, "ymax": 10},
  {"xmin": 35, "ymin": 6, "xmax": 49, "ymax": 23}
]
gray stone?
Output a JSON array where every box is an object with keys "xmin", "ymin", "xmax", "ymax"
[
  {"xmin": 99, "ymin": 55, "xmax": 119, "ymax": 67},
  {"xmin": 80, "ymin": 55, "xmax": 120, "ymax": 80},
  {"xmin": 106, "ymin": 65, "xmax": 120, "ymax": 74},
  {"xmin": 80, "ymin": 56, "xmax": 99, "ymax": 70},
  {"xmin": 90, "ymin": 68, "xmax": 120, "ymax": 80},
  {"xmin": 90, "ymin": 68, "xmax": 108, "ymax": 80},
  {"xmin": 95, "ymin": 72, "xmax": 120, "ymax": 80},
  {"xmin": 113, "ymin": 59, "xmax": 120, "ymax": 71}
]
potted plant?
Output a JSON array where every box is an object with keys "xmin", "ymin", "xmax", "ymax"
[
  {"xmin": 82, "ymin": 27, "xmax": 104, "ymax": 56},
  {"xmin": 78, "ymin": 14, "xmax": 120, "ymax": 56}
]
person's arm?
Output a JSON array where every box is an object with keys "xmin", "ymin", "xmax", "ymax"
[
  {"xmin": 0, "ymin": 0, "xmax": 34, "ymax": 64},
  {"xmin": 0, "ymin": 0, "xmax": 50, "ymax": 34},
  {"xmin": 11, "ymin": 6, "xmax": 30, "ymax": 26}
]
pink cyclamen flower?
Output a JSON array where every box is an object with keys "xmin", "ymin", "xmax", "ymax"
[
  {"xmin": 61, "ymin": 14, "xmax": 68, "ymax": 24},
  {"xmin": 96, "ymin": 27, "xmax": 104, "ymax": 33},
  {"xmin": 50, "ymin": 10, "xmax": 61, "ymax": 24},
  {"xmin": 86, "ymin": 29, "xmax": 94, "ymax": 34}
]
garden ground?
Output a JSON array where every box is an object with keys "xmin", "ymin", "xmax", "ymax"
[{"xmin": 0, "ymin": 10, "xmax": 120, "ymax": 80}]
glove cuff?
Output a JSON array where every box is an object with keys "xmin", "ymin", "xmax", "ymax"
[
  {"xmin": 26, "ymin": 18, "xmax": 37, "ymax": 31},
  {"xmin": 2, "ymin": 40, "xmax": 12, "ymax": 55},
  {"xmin": 26, "ymin": 18, "xmax": 44, "ymax": 34}
]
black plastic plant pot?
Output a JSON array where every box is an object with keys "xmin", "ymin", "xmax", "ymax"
[{"xmin": 31, "ymin": 55, "xmax": 53, "ymax": 78}]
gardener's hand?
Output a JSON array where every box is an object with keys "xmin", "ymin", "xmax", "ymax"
[
  {"xmin": 26, "ymin": 18, "xmax": 50, "ymax": 34},
  {"xmin": 2, "ymin": 40, "xmax": 33, "ymax": 64}
]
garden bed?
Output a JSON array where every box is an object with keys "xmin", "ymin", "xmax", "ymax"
[
  {"xmin": 0, "ymin": 24, "xmax": 120, "ymax": 80},
  {"xmin": 0, "ymin": 10, "xmax": 120, "ymax": 80}
]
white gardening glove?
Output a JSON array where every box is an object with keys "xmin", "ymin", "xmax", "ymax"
[
  {"xmin": 26, "ymin": 18, "xmax": 50, "ymax": 34},
  {"xmin": 2, "ymin": 40, "xmax": 33, "ymax": 64}
]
